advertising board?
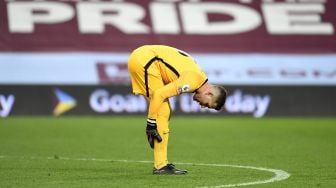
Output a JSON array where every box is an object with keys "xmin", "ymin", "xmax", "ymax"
[
  {"xmin": 0, "ymin": 0, "xmax": 335, "ymax": 53},
  {"xmin": 1, "ymin": 85, "xmax": 335, "ymax": 118},
  {"xmin": 1, "ymin": 53, "xmax": 336, "ymax": 85}
]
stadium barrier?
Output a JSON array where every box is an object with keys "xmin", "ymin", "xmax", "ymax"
[{"xmin": 1, "ymin": 85, "xmax": 335, "ymax": 118}]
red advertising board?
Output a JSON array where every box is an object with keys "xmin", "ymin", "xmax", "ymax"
[{"xmin": 0, "ymin": 0, "xmax": 335, "ymax": 53}]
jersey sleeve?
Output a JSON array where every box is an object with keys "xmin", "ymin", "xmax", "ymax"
[{"xmin": 148, "ymin": 71, "xmax": 207, "ymax": 119}]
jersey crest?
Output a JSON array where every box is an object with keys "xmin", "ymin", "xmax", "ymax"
[{"xmin": 178, "ymin": 84, "xmax": 190, "ymax": 93}]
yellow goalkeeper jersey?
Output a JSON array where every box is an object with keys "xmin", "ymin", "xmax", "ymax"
[{"xmin": 128, "ymin": 45, "xmax": 208, "ymax": 119}]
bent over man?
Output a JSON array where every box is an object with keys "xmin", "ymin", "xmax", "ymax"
[{"xmin": 128, "ymin": 45, "xmax": 227, "ymax": 175}]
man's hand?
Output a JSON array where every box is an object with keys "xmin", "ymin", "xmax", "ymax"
[{"xmin": 146, "ymin": 119, "xmax": 162, "ymax": 149}]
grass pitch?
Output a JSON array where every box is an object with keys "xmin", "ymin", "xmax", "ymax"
[{"xmin": 0, "ymin": 116, "xmax": 335, "ymax": 188}]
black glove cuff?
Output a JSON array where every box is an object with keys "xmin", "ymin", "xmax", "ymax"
[{"xmin": 147, "ymin": 118, "xmax": 157, "ymax": 129}]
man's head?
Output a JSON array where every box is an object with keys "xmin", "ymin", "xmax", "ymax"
[{"xmin": 193, "ymin": 84, "xmax": 227, "ymax": 110}]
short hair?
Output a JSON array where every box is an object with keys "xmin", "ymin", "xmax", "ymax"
[{"xmin": 213, "ymin": 85, "xmax": 227, "ymax": 111}]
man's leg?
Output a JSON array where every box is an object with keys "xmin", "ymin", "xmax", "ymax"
[
  {"xmin": 153, "ymin": 100, "xmax": 187, "ymax": 175},
  {"xmin": 129, "ymin": 62, "xmax": 171, "ymax": 170},
  {"xmin": 154, "ymin": 100, "xmax": 170, "ymax": 169}
]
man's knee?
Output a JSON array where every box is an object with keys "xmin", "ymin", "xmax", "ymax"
[{"xmin": 157, "ymin": 101, "xmax": 171, "ymax": 119}]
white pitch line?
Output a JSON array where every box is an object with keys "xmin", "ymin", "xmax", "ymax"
[{"xmin": 0, "ymin": 155, "xmax": 290, "ymax": 188}]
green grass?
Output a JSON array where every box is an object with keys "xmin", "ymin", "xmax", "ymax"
[{"xmin": 0, "ymin": 116, "xmax": 335, "ymax": 188}]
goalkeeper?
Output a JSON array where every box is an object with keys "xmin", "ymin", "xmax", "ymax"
[{"xmin": 128, "ymin": 45, "xmax": 227, "ymax": 175}]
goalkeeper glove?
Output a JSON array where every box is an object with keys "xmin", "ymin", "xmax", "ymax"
[{"xmin": 146, "ymin": 118, "xmax": 162, "ymax": 149}]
